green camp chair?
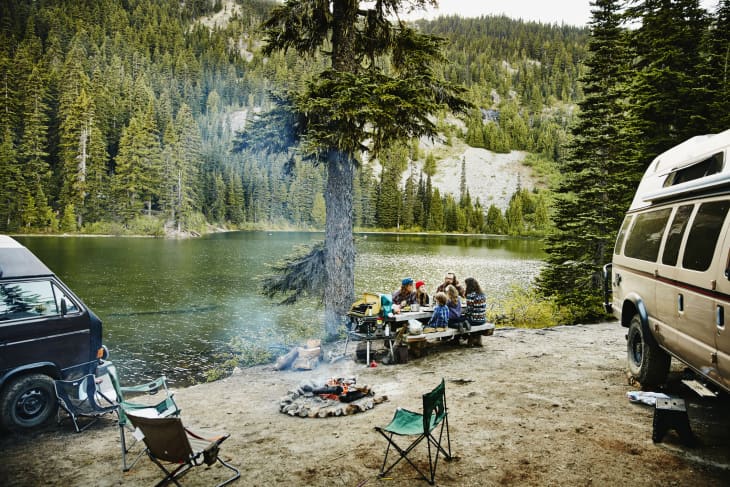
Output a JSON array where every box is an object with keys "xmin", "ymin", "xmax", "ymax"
[
  {"xmin": 375, "ymin": 378, "xmax": 452, "ymax": 485},
  {"xmin": 100, "ymin": 364, "xmax": 181, "ymax": 472},
  {"xmin": 126, "ymin": 411, "xmax": 240, "ymax": 487}
]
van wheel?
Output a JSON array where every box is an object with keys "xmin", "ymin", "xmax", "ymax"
[
  {"xmin": 627, "ymin": 314, "xmax": 670, "ymax": 387},
  {"xmin": 0, "ymin": 374, "xmax": 57, "ymax": 431}
]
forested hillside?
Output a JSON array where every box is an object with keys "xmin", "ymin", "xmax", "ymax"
[
  {"xmin": 420, "ymin": 15, "xmax": 587, "ymax": 159},
  {"xmin": 0, "ymin": 0, "xmax": 585, "ymax": 236}
]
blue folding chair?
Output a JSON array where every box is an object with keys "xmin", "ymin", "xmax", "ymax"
[{"xmin": 54, "ymin": 374, "xmax": 118, "ymax": 432}]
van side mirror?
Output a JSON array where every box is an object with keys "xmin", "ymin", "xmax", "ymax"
[{"xmin": 60, "ymin": 298, "xmax": 67, "ymax": 316}]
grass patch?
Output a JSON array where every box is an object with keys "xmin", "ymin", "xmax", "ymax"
[
  {"xmin": 489, "ymin": 283, "xmax": 573, "ymax": 328},
  {"xmin": 205, "ymin": 337, "xmax": 276, "ymax": 382}
]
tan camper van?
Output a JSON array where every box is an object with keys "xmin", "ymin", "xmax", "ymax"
[{"xmin": 606, "ymin": 128, "xmax": 730, "ymax": 394}]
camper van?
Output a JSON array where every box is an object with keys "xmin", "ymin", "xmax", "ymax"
[
  {"xmin": 0, "ymin": 236, "xmax": 108, "ymax": 430},
  {"xmin": 605, "ymin": 129, "xmax": 730, "ymax": 394}
]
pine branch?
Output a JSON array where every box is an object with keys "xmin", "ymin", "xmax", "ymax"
[{"xmin": 260, "ymin": 241, "xmax": 327, "ymax": 305}]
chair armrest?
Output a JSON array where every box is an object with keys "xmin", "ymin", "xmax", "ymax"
[
  {"xmin": 119, "ymin": 376, "xmax": 171, "ymax": 396},
  {"xmin": 185, "ymin": 428, "xmax": 230, "ymax": 445}
]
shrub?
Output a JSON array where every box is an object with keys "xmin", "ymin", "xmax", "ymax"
[
  {"xmin": 127, "ymin": 216, "xmax": 166, "ymax": 236},
  {"xmin": 489, "ymin": 283, "xmax": 573, "ymax": 328},
  {"xmin": 204, "ymin": 338, "xmax": 275, "ymax": 382}
]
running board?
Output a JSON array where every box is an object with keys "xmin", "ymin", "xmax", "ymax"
[{"xmin": 681, "ymin": 379, "xmax": 717, "ymax": 398}]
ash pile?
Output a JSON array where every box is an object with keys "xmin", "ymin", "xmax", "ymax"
[{"xmin": 279, "ymin": 377, "xmax": 387, "ymax": 418}]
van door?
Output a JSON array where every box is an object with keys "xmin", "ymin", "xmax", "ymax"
[
  {"xmin": 713, "ymin": 231, "xmax": 730, "ymax": 391},
  {"xmin": 0, "ymin": 279, "xmax": 90, "ymax": 376},
  {"xmin": 675, "ymin": 199, "xmax": 730, "ymax": 380},
  {"xmin": 655, "ymin": 204, "xmax": 694, "ymax": 350}
]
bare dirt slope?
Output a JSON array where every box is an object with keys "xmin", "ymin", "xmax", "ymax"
[{"xmin": 1, "ymin": 322, "xmax": 729, "ymax": 486}]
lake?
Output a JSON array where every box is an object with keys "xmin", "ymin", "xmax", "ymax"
[{"xmin": 15, "ymin": 232, "xmax": 545, "ymax": 386}]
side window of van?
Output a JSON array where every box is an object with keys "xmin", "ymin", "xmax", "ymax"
[
  {"xmin": 663, "ymin": 152, "xmax": 724, "ymax": 187},
  {"xmin": 0, "ymin": 281, "xmax": 59, "ymax": 321},
  {"xmin": 0, "ymin": 281, "xmax": 79, "ymax": 321},
  {"xmin": 682, "ymin": 200, "xmax": 730, "ymax": 271},
  {"xmin": 614, "ymin": 215, "xmax": 633, "ymax": 255},
  {"xmin": 662, "ymin": 205, "xmax": 693, "ymax": 266},
  {"xmin": 624, "ymin": 208, "xmax": 672, "ymax": 262}
]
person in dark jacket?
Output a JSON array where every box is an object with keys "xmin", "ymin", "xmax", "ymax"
[
  {"xmin": 446, "ymin": 284, "xmax": 468, "ymax": 330},
  {"xmin": 464, "ymin": 277, "xmax": 487, "ymax": 327},
  {"xmin": 436, "ymin": 271, "xmax": 465, "ymax": 297},
  {"xmin": 392, "ymin": 277, "xmax": 416, "ymax": 307}
]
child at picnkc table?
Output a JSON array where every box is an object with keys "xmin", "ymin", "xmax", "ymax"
[{"xmin": 425, "ymin": 292, "xmax": 449, "ymax": 331}]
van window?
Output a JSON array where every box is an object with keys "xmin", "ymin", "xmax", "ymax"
[
  {"xmin": 682, "ymin": 200, "xmax": 730, "ymax": 271},
  {"xmin": 663, "ymin": 152, "xmax": 724, "ymax": 187},
  {"xmin": 0, "ymin": 281, "xmax": 78, "ymax": 321},
  {"xmin": 662, "ymin": 205, "xmax": 693, "ymax": 266},
  {"xmin": 624, "ymin": 208, "xmax": 672, "ymax": 262},
  {"xmin": 614, "ymin": 216, "xmax": 633, "ymax": 255}
]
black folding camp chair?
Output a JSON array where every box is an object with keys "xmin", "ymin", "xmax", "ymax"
[
  {"xmin": 126, "ymin": 411, "xmax": 240, "ymax": 487},
  {"xmin": 100, "ymin": 364, "xmax": 181, "ymax": 471},
  {"xmin": 375, "ymin": 378, "xmax": 452, "ymax": 485},
  {"xmin": 54, "ymin": 374, "xmax": 118, "ymax": 432}
]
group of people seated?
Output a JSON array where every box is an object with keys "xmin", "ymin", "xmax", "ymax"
[{"xmin": 392, "ymin": 272, "xmax": 487, "ymax": 333}]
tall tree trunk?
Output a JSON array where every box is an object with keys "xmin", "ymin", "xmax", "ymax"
[
  {"xmin": 322, "ymin": 0, "xmax": 358, "ymax": 339},
  {"xmin": 323, "ymin": 150, "xmax": 355, "ymax": 339}
]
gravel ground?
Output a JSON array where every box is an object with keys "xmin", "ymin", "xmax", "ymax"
[{"xmin": 1, "ymin": 322, "xmax": 728, "ymax": 486}]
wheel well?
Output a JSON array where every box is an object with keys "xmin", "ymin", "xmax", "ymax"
[
  {"xmin": 0, "ymin": 366, "xmax": 59, "ymax": 394},
  {"xmin": 620, "ymin": 301, "xmax": 638, "ymax": 328}
]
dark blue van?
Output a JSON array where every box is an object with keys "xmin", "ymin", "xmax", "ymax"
[{"xmin": 0, "ymin": 235, "xmax": 107, "ymax": 430}]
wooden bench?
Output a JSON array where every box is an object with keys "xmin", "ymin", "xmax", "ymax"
[{"xmin": 405, "ymin": 323, "xmax": 495, "ymax": 357}]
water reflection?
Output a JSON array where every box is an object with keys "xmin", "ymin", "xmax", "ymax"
[{"xmin": 16, "ymin": 232, "xmax": 543, "ymax": 386}]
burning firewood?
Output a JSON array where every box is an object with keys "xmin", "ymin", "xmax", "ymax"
[{"xmin": 279, "ymin": 377, "xmax": 386, "ymax": 417}]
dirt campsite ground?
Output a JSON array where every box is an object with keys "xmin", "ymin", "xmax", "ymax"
[{"xmin": 1, "ymin": 322, "xmax": 729, "ymax": 486}]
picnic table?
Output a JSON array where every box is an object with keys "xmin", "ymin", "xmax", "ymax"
[{"xmin": 344, "ymin": 308, "xmax": 494, "ymax": 364}]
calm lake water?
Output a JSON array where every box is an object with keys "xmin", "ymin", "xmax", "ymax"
[{"xmin": 15, "ymin": 232, "xmax": 544, "ymax": 386}]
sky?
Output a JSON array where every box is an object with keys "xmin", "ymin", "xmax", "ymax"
[{"xmin": 402, "ymin": 0, "xmax": 720, "ymax": 27}]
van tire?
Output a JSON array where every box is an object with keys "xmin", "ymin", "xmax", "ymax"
[
  {"xmin": 0, "ymin": 373, "xmax": 57, "ymax": 431},
  {"xmin": 627, "ymin": 315, "xmax": 670, "ymax": 387}
]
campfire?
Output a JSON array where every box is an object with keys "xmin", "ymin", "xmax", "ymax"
[{"xmin": 279, "ymin": 377, "xmax": 387, "ymax": 418}]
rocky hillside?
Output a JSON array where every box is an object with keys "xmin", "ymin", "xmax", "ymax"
[{"xmin": 416, "ymin": 136, "xmax": 539, "ymax": 212}]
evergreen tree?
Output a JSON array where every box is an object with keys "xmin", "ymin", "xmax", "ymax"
[
  {"xmin": 626, "ymin": 0, "xmax": 710, "ymax": 158},
  {"xmin": 225, "ymin": 169, "xmax": 245, "ymax": 225},
  {"xmin": 505, "ymin": 190, "xmax": 524, "ymax": 235},
  {"xmin": 537, "ymin": 0, "xmax": 641, "ymax": 321},
  {"xmin": 0, "ymin": 126, "xmax": 21, "ymax": 230},
  {"xmin": 244, "ymin": 0, "xmax": 469, "ymax": 338},
  {"xmin": 401, "ymin": 170, "xmax": 417, "ymax": 229},
  {"xmin": 18, "ymin": 64, "xmax": 53, "ymax": 229},
  {"xmin": 701, "ymin": 0, "xmax": 730, "ymax": 131},
  {"xmin": 175, "ymin": 103, "xmax": 203, "ymax": 224},
  {"xmin": 58, "ymin": 88, "xmax": 106, "ymax": 228},
  {"xmin": 422, "ymin": 152, "xmax": 437, "ymax": 176},
  {"xmin": 113, "ymin": 106, "xmax": 162, "ymax": 222},
  {"xmin": 459, "ymin": 156, "xmax": 467, "ymax": 199},
  {"xmin": 429, "ymin": 188, "xmax": 444, "ymax": 230}
]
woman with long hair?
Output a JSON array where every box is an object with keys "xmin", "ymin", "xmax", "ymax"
[{"xmin": 464, "ymin": 277, "xmax": 487, "ymax": 328}]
